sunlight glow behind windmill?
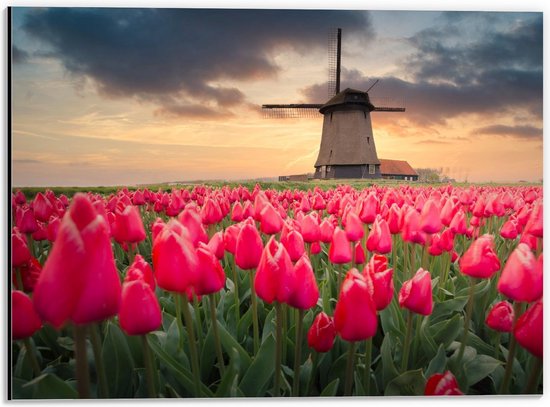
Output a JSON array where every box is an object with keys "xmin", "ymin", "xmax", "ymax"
[{"xmin": 263, "ymin": 28, "xmax": 406, "ymax": 179}]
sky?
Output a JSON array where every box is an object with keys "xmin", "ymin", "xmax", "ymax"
[{"xmin": 10, "ymin": 3, "xmax": 543, "ymax": 186}]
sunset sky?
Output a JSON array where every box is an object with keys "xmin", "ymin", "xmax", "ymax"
[{"xmin": 10, "ymin": 4, "xmax": 543, "ymax": 186}]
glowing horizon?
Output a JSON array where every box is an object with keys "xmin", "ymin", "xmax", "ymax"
[{"xmin": 11, "ymin": 8, "xmax": 543, "ymax": 187}]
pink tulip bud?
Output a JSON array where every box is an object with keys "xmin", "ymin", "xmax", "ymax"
[
  {"xmin": 195, "ymin": 244, "xmax": 226, "ymax": 295},
  {"xmin": 12, "ymin": 228, "xmax": 31, "ymax": 267},
  {"xmin": 500, "ymin": 219, "xmax": 519, "ymax": 240},
  {"xmin": 420, "ymin": 199, "xmax": 442, "ymax": 234},
  {"xmin": 287, "ymin": 255, "xmax": 319, "ymax": 310},
  {"xmin": 367, "ymin": 216, "xmax": 392, "ymax": 254},
  {"xmin": 307, "ymin": 312, "xmax": 335, "ymax": 352},
  {"xmin": 207, "ymin": 231, "xmax": 225, "ymax": 260},
  {"xmin": 334, "ymin": 269, "xmax": 377, "ymax": 341},
  {"xmin": 514, "ymin": 299, "xmax": 542, "ymax": 358},
  {"xmin": 329, "ymin": 227, "xmax": 352, "ymax": 264},
  {"xmin": 459, "ymin": 234, "xmax": 500, "ymax": 279},
  {"xmin": 33, "ymin": 192, "xmax": 54, "ymax": 223},
  {"xmin": 125, "ymin": 254, "xmax": 155, "ymax": 291},
  {"xmin": 485, "ymin": 301, "xmax": 514, "ymax": 332},
  {"xmin": 260, "ymin": 204, "xmax": 283, "ymax": 235},
  {"xmin": 497, "ymin": 243, "xmax": 542, "ymax": 302},
  {"xmin": 235, "ymin": 223, "xmax": 263, "ymax": 270},
  {"xmin": 201, "ymin": 197, "xmax": 224, "ymax": 225},
  {"xmin": 231, "ymin": 201, "xmax": 244, "ymax": 222},
  {"xmin": 345, "ymin": 211, "xmax": 364, "ymax": 242},
  {"xmin": 301, "ymin": 213, "xmax": 321, "ymax": 243},
  {"xmin": 254, "ymin": 237, "xmax": 296, "ymax": 304},
  {"xmin": 401, "ymin": 207, "xmax": 427, "ymax": 245},
  {"xmin": 319, "ymin": 218, "xmax": 335, "ymax": 243},
  {"xmin": 425, "ymin": 371, "xmax": 463, "ymax": 395},
  {"xmin": 119, "ymin": 279, "xmax": 162, "ymax": 336},
  {"xmin": 364, "ymin": 255, "xmax": 394, "ymax": 311},
  {"xmin": 12, "ymin": 290, "xmax": 42, "ymax": 340},
  {"xmin": 178, "ymin": 207, "xmax": 209, "ymax": 247},
  {"xmin": 399, "ymin": 268, "xmax": 433, "ymax": 316},
  {"xmin": 153, "ymin": 220, "xmax": 199, "ymax": 294},
  {"xmin": 112, "ymin": 205, "xmax": 146, "ymax": 244},
  {"xmin": 33, "ymin": 194, "xmax": 122, "ymax": 328},
  {"xmin": 223, "ymin": 224, "xmax": 240, "ymax": 255}
]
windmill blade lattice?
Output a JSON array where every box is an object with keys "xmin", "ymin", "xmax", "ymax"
[
  {"xmin": 262, "ymin": 104, "xmax": 323, "ymax": 118},
  {"xmin": 328, "ymin": 28, "xmax": 342, "ymax": 98}
]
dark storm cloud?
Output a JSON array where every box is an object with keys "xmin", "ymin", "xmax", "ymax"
[
  {"xmin": 302, "ymin": 13, "xmax": 542, "ymax": 129},
  {"xmin": 473, "ymin": 124, "xmax": 542, "ymax": 139},
  {"xmin": 12, "ymin": 45, "xmax": 29, "ymax": 63},
  {"xmin": 21, "ymin": 8, "xmax": 372, "ymax": 117}
]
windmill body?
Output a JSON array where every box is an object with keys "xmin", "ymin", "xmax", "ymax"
[
  {"xmin": 314, "ymin": 88, "xmax": 380, "ymax": 179},
  {"xmin": 263, "ymin": 28, "xmax": 407, "ymax": 180}
]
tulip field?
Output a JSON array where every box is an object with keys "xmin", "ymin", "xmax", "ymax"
[{"xmin": 10, "ymin": 183, "xmax": 543, "ymax": 398}]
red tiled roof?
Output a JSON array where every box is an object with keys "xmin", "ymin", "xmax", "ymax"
[{"xmin": 379, "ymin": 159, "xmax": 418, "ymax": 176}]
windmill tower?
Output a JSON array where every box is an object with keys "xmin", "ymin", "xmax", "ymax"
[{"xmin": 263, "ymin": 28, "xmax": 405, "ymax": 179}]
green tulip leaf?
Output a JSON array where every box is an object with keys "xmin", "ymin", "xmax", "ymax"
[
  {"xmin": 384, "ymin": 369, "xmax": 425, "ymax": 396},
  {"xmin": 239, "ymin": 334, "xmax": 276, "ymax": 396},
  {"xmin": 21, "ymin": 373, "xmax": 78, "ymax": 399},
  {"xmin": 320, "ymin": 378, "xmax": 340, "ymax": 396},
  {"xmin": 464, "ymin": 354, "xmax": 502, "ymax": 387},
  {"xmin": 101, "ymin": 322, "xmax": 135, "ymax": 397}
]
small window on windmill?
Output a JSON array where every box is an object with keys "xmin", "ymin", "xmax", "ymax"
[
  {"xmin": 369, "ymin": 164, "xmax": 375, "ymax": 175},
  {"xmin": 327, "ymin": 165, "xmax": 332, "ymax": 173}
]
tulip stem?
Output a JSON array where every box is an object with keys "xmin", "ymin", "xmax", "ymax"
[
  {"xmin": 500, "ymin": 301, "xmax": 522, "ymax": 394},
  {"xmin": 364, "ymin": 338, "xmax": 372, "ymax": 396},
  {"xmin": 74, "ymin": 325, "xmax": 90, "ymax": 398},
  {"xmin": 231, "ymin": 257, "xmax": 239, "ymax": 325},
  {"xmin": 15, "ymin": 267, "xmax": 24, "ymax": 291},
  {"xmin": 337, "ymin": 264, "xmax": 343, "ymax": 291},
  {"xmin": 173, "ymin": 294, "xmax": 184, "ymax": 351},
  {"xmin": 306, "ymin": 352, "xmax": 318, "ymax": 396},
  {"xmin": 292, "ymin": 309, "xmax": 304, "ymax": 396},
  {"xmin": 439, "ymin": 252, "xmax": 450, "ymax": 299},
  {"xmin": 392, "ymin": 235, "xmax": 397, "ymax": 270},
  {"xmin": 89, "ymin": 323, "xmax": 109, "ymax": 398},
  {"xmin": 350, "ymin": 242, "xmax": 356, "ymax": 267},
  {"xmin": 494, "ymin": 332, "xmax": 501, "ymax": 360},
  {"xmin": 192, "ymin": 295, "xmax": 203, "ymax": 353},
  {"xmin": 535, "ymin": 237, "xmax": 542, "ymax": 258},
  {"xmin": 457, "ymin": 277, "xmax": 476, "ymax": 366},
  {"xmin": 412, "ymin": 314, "xmax": 422, "ymax": 366},
  {"xmin": 26, "ymin": 233, "xmax": 36, "ymax": 259},
  {"xmin": 274, "ymin": 302, "xmax": 283, "ymax": 397},
  {"xmin": 249, "ymin": 269, "xmax": 260, "ymax": 355},
  {"xmin": 181, "ymin": 295, "xmax": 202, "ymax": 397},
  {"xmin": 344, "ymin": 341, "xmax": 356, "ymax": 396},
  {"xmin": 141, "ymin": 334, "xmax": 156, "ymax": 397},
  {"xmin": 403, "ymin": 242, "xmax": 410, "ymax": 276},
  {"xmin": 401, "ymin": 311, "xmax": 414, "ymax": 372},
  {"xmin": 364, "ymin": 224, "xmax": 370, "ymax": 263},
  {"xmin": 209, "ymin": 294, "xmax": 225, "ymax": 376},
  {"xmin": 127, "ymin": 244, "xmax": 135, "ymax": 266},
  {"xmin": 23, "ymin": 338, "xmax": 41, "ymax": 377},
  {"xmin": 409, "ymin": 243, "xmax": 416, "ymax": 277},
  {"xmin": 421, "ymin": 242, "xmax": 429, "ymax": 270},
  {"xmin": 524, "ymin": 356, "xmax": 543, "ymax": 394}
]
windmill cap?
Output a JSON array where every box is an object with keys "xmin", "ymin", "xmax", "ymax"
[{"xmin": 319, "ymin": 88, "xmax": 375, "ymax": 114}]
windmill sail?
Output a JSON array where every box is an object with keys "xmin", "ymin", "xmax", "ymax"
[
  {"xmin": 328, "ymin": 28, "xmax": 342, "ymax": 98},
  {"xmin": 261, "ymin": 104, "xmax": 323, "ymax": 118}
]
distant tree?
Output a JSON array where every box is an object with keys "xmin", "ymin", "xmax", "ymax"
[{"xmin": 415, "ymin": 167, "xmax": 444, "ymax": 183}]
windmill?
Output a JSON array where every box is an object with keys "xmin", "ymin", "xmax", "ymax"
[{"xmin": 263, "ymin": 28, "xmax": 405, "ymax": 179}]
